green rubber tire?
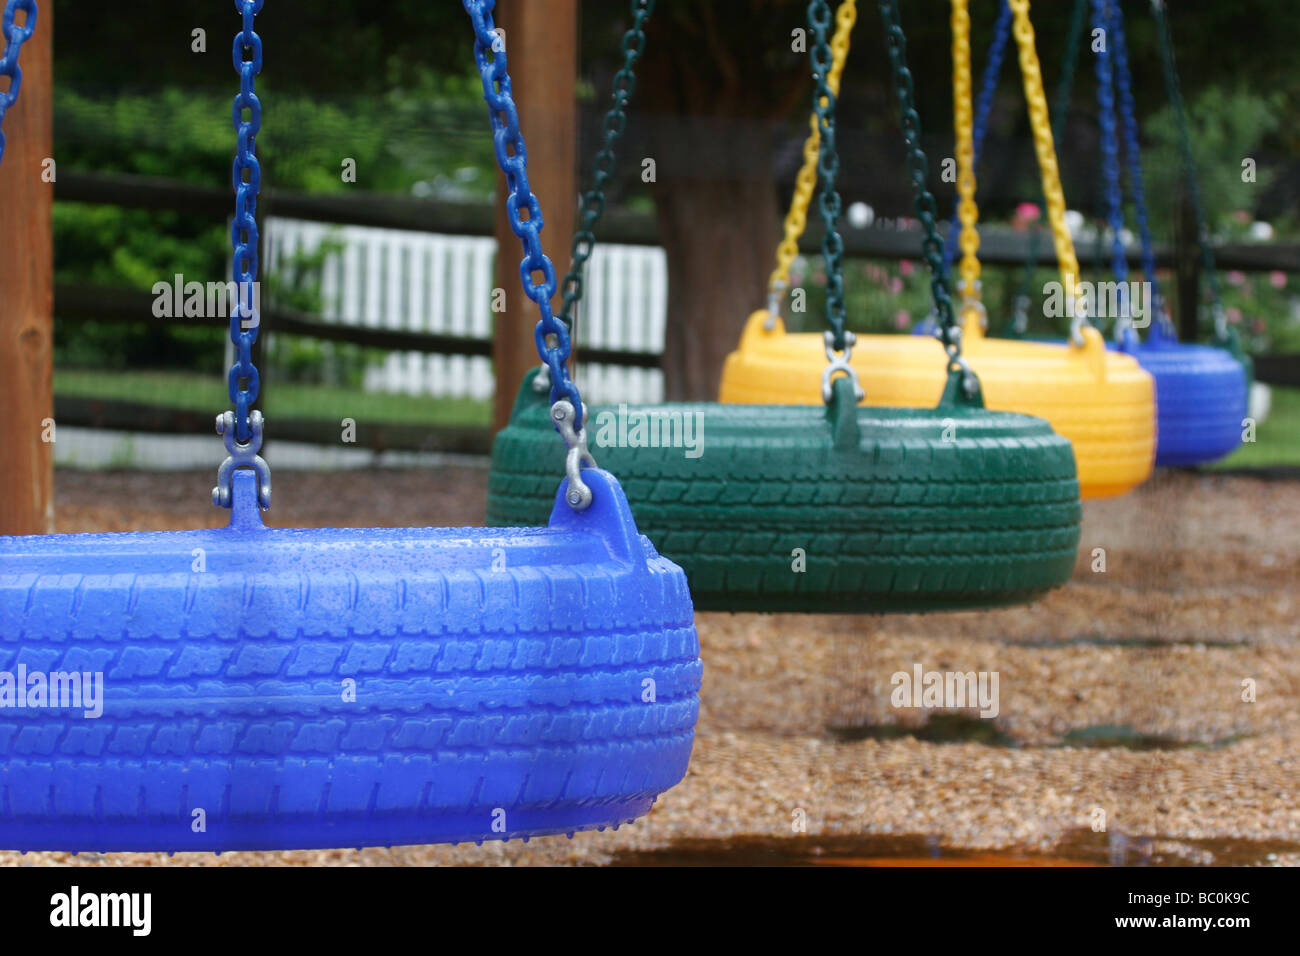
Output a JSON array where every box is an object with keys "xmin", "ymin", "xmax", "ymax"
[{"xmin": 488, "ymin": 370, "xmax": 1082, "ymax": 613}]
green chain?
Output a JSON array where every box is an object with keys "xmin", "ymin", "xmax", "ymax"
[
  {"xmin": 1014, "ymin": 0, "xmax": 1088, "ymax": 328},
  {"xmin": 877, "ymin": 0, "xmax": 972, "ymax": 384},
  {"xmin": 1150, "ymin": 0, "xmax": 1226, "ymax": 342},
  {"xmin": 809, "ymin": 0, "xmax": 848, "ymax": 351},
  {"xmin": 556, "ymin": 0, "xmax": 655, "ymax": 336}
]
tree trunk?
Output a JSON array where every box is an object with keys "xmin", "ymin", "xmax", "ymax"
[
  {"xmin": 635, "ymin": 0, "xmax": 807, "ymax": 401},
  {"xmin": 654, "ymin": 155, "xmax": 779, "ymax": 401}
]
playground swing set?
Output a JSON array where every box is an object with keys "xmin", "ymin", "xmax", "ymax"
[
  {"xmin": 954, "ymin": 0, "xmax": 1249, "ymax": 467},
  {"xmin": 490, "ymin": 0, "xmax": 1084, "ymax": 613},
  {"xmin": 0, "ymin": 0, "xmax": 1253, "ymax": 853},
  {"xmin": 0, "ymin": 0, "xmax": 700, "ymax": 853},
  {"xmin": 719, "ymin": 0, "xmax": 1158, "ymax": 500}
]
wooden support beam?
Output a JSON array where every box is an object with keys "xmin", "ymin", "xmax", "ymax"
[
  {"xmin": 0, "ymin": 3, "xmax": 53, "ymax": 534},
  {"xmin": 1175, "ymin": 192, "xmax": 1202, "ymax": 342},
  {"xmin": 490, "ymin": 0, "xmax": 577, "ymax": 434}
]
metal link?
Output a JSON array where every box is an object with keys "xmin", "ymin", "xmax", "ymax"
[
  {"xmin": 943, "ymin": 0, "xmax": 1010, "ymax": 272},
  {"xmin": 556, "ymin": 0, "xmax": 655, "ymax": 346},
  {"xmin": 809, "ymin": 0, "xmax": 849, "ymax": 360},
  {"xmin": 216, "ymin": 0, "xmax": 270, "ymax": 510},
  {"xmin": 1007, "ymin": 0, "xmax": 1090, "ymax": 345},
  {"xmin": 1016, "ymin": 0, "xmax": 1087, "ymax": 317},
  {"xmin": 767, "ymin": 0, "xmax": 856, "ymax": 327},
  {"xmin": 550, "ymin": 401, "xmax": 596, "ymax": 512},
  {"xmin": 0, "ymin": 0, "xmax": 37, "ymax": 166},
  {"xmin": 950, "ymin": 0, "xmax": 981, "ymax": 298},
  {"xmin": 878, "ymin": 0, "xmax": 976, "ymax": 394},
  {"xmin": 820, "ymin": 330, "xmax": 865, "ymax": 404},
  {"xmin": 1151, "ymin": 0, "xmax": 1225, "ymax": 342},
  {"xmin": 1092, "ymin": 0, "xmax": 1130, "ymax": 335},
  {"xmin": 1110, "ymin": 0, "xmax": 1162, "ymax": 328},
  {"xmin": 212, "ymin": 410, "xmax": 271, "ymax": 510},
  {"xmin": 464, "ymin": 0, "xmax": 596, "ymax": 506}
]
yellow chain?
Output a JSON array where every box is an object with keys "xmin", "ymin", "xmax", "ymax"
[
  {"xmin": 1007, "ymin": 0, "xmax": 1085, "ymax": 327},
  {"xmin": 768, "ymin": 0, "xmax": 857, "ymax": 299},
  {"xmin": 951, "ymin": 0, "xmax": 980, "ymax": 304}
]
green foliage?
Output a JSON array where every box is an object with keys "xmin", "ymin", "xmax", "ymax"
[
  {"xmin": 1214, "ymin": 386, "xmax": 1300, "ymax": 469},
  {"xmin": 1144, "ymin": 87, "xmax": 1283, "ymax": 232},
  {"xmin": 53, "ymin": 76, "xmax": 498, "ymax": 380}
]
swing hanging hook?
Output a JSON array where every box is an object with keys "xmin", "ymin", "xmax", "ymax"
[
  {"xmin": 1069, "ymin": 296, "xmax": 1090, "ymax": 347},
  {"xmin": 550, "ymin": 400, "xmax": 597, "ymax": 512},
  {"xmin": 821, "ymin": 329, "xmax": 865, "ymax": 404},
  {"xmin": 213, "ymin": 410, "xmax": 272, "ymax": 510},
  {"xmin": 764, "ymin": 278, "xmax": 788, "ymax": 331}
]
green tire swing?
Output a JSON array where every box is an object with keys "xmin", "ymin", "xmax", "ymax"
[{"xmin": 487, "ymin": 0, "xmax": 1082, "ymax": 613}]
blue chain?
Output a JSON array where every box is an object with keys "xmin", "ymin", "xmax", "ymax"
[
  {"xmin": 229, "ymin": 0, "xmax": 264, "ymax": 445},
  {"xmin": 1109, "ymin": 0, "xmax": 1161, "ymax": 317},
  {"xmin": 1092, "ymin": 0, "xmax": 1127, "ymax": 305},
  {"xmin": 1152, "ymin": 0, "xmax": 1225, "ymax": 343},
  {"xmin": 0, "ymin": 0, "xmax": 36, "ymax": 166},
  {"xmin": 942, "ymin": 0, "xmax": 1011, "ymax": 272},
  {"xmin": 463, "ymin": 0, "xmax": 584, "ymax": 429}
]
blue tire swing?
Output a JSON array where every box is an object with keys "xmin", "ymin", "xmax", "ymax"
[
  {"xmin": 488, "ymin": 0, "xmax": 1082, "ymax": 613},
  {"xmin": 961, "ymin": 0, "xmax": 1248, "ymax": 467},
  {"xmin": 1110, "ymin": 0, "xmax": 1248, "ymax": 466},
  {"xmin": 0, "ymin": 0, "xmax": 701, "ymax": 853}
]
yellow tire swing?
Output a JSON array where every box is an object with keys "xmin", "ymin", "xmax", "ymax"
[
  {"xmin": 489, "ymin": 0, "xmax": 1083, "ymax": 612},
  {"xmin": 719, "ymin": 0, "xmax": 1157, "ymax": 499}
]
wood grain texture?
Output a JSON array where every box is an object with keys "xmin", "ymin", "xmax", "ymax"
[{"xmin": 0, "ymin": 3, "xmax": 53, "ymax": 534}]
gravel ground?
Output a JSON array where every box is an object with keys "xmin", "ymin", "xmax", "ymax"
[{"xmin": 4, "ymin": 466, "xmax": 1297, "ymax": 867}]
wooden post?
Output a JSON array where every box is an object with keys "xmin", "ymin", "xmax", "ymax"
[
  {"xmin": 491, "ymin": 0, "xmax": 577, "ymax": 434},
  {"xmin": 1174, "ymin": 190, "xmax": 1202, "ymax": 342},
  {"xmin": 0, "ymin": 4, "xmax": 53, "ymax": 535}
]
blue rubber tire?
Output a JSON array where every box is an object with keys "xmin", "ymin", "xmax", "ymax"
[
  {"xmin": 1004, "ymin": 332, "xmax": 1249, "ymax": 467},
  {"xmin": 0, "ymin": 470, "xmax": 701, "ymax": 852},
  {"xmin": 1130, "ymin": 342, "xmax": 1249, "ymax": 467}
]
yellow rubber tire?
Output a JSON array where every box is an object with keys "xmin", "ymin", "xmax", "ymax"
[{"xmin": 720, "ymin": 310, "xmax": 1156, "ymax": 499}]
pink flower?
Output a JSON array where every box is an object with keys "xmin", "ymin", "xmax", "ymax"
[
  {"xmin": 1227, "ymin": 270, "xmax": 1246, "ymax": 287},
  {"xmin": 1252, "ymin": 318, "xmax": 1266, "ymax": 334},
  {"xmin": 899, "ymin": 259, "xmax": 915, "ymax": 277},
  {"xmin": 1270, "ymin": 271, "xmax": 1287, "ymax": 289},
  {"xmin": 1232, "ymin": 210, "xmax": 1251, "ymax": 224},
  {"xmin": 1226, "ymin": 306, "xmax": 1242, "ymax": 324},
  {"xmin": 894, "ymin": 309, "xmax": 911, "ymax": 329},
  {"xmin": 887, "ymin": 277, "xmax": 903, "ymax": 294},
  {"xmin": 1015, "ymin": 202, "xmax": 1041, "ymax": 222}
]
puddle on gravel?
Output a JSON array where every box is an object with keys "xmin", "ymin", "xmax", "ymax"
[
  {"xmin": 827, "ymin": 713, "xmax": 1016, "ymax": 746},
  {"xmin": 1001, "ymin": 635, "xmax": 1247, "ymax": 649},
  {"xmin": 609, "ymin": 830, "xmax": 1300, "ymax": 867},
  {"xmin": 1058, "ymin": 724, "xmax": 1246, "ymax": 750},
  {"xmin": 826, "ymin": 714, "xmax": 1248, "ymax": 751}
]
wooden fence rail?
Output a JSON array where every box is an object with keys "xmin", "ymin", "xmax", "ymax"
[{"xmin": 56, "ymin": 171, "xmax": 1300, "ymax": 271}]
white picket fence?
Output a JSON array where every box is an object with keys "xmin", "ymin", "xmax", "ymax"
[{"xmin": 262, "ymin": 217, "xmax": 668, "ymax": 405}]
